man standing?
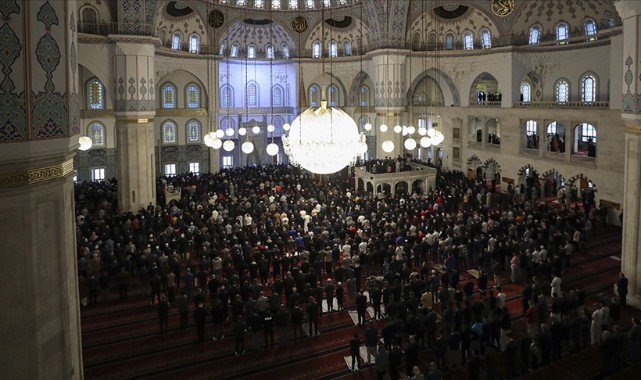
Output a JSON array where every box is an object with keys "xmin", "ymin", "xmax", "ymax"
[
  {"xmin": 307, "ymin": 296, "xmax": 320, "ymax": 336},
  {"xmin": 263, "ymin": 309, "xmax": 275, "ymax": 349},
  {"xmin": 350, "ymin": 333, "xmax": 361, "ymax": 372},
  {"xmin": 629, "ymin": 318, "xmax": 641, "ymax": 363},
  {"xmin": 291, "ymin": 303, "xmax": 304, "ymax": 342},
  {"xmin": 177, "ymin": 291, "xmax": 189, "ymax": 328},
  {"xmin": 276, "ymin": 304, "xmax": 290, "ymax": 344},
  {"xmin": 194, "ymin": 301, "xmax": 207, "ymax": 342},
  {"xmin": 356, "ymin": 290, "xmax": 368, "ymax": 326},
  {"xmin": 365, "ymin": 323, "xmax": 378, "ymax": 365},
  {"xmin": 234, "ymin": 316, "xmax": 247, "ymax": 356},
  {"xmin": 158, "ymin": 295, "xmax": 170, "ymax": 334},
  {"xmin": 325, "ymin": 279, "xmax": 335, "ymax": 313},
  {"xmin": 166, "ymin": 270, "xmax": 176, "ymax": 302},
  {"xmin": 617, "ymin": 273, "xmax": 628, "ymax": 307}
]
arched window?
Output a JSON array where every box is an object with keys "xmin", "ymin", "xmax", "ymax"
[
  {"xmin": 312, "ymin": 40, "xmax": 322, "ymax": 58},
  {"xmin": 161, "ymin": 83, "xmax": 177, "ymax": 109},
  {"xmin": 427, "ymin": 32, "xmax": 437, "ymax": 49},
  {"xmin": 282, "ymin": 44, "xmax": 290, "ymax": 59},
  {"xmin": 358, "ymin": 115, "xmax": 369, "ymax": 130},
  {"xmin": 411, "ymin": 33, "xmax": 421, "ymax": 50},
  {"xmin": 219, "ymin": 43, "xmax": 226, "ymax": 55},
  {"xmin": 289, "ymin": 0, "xmax": 298, "ymax": 10},
  {"xmin": 237, "ymin": 0, "xmax": 246, "ymax": 5},
  {"xmin": 328, "ymin": 40, "xmax": 338, "ymax": 57},
  {"xmin": 579, "ymin": 123, "xmax": 597, "ymax": 142},
  {"xmin": 89, "ymin": 122, "xmax": 105, "ymax": 146},
  {"xmin": 462, "ymin": 31, "xmax": 474, "ymax": 50},
  {"xmin": 87, "ymin": 78, "xmax": 104, "ymax": 110},
  {"xmin": 265, "ymin": 44, "xmax": 274, "ymax": 59},
  {"xmin": 81, "ymin": 7, "xmax": 98, "ymax": 34},
  {"xmin": 547, "ymin": 122, "xmax": 558, "ymax": 135},
  {"xmin": 272, "ymin": 116, "xmax": 284, "ymax": 135},
  {"xmin": 606, "ymin": 13, "xmax": 616, "ymax": 29},
  {"xmin": 343, "ymin": 40, "xmax": 352, "ymax": 56},
  {"xmin": 272, "ymin": 85, "xmax": 284, "ymax": 106},
  {"xmin": 556, "ymin": 22, "xmax": 570, "ymax": 44},
  {"xmin": 255, "ymin": 0, "xmax": 264, "ymax": 8},
  {"xmin": 584, "ymin": 18, "xmax": 597, "ymax": 41},
  {"xmin": 221, "ymin": 85, "xmax": 233, "ymax": 107},
  {"xmin": 220, "ymin": 116, "xmax": 235, "ymax": 131},
  {"xmin": 581, "ymin": 74, "xmax": 596, "ymax": 102},
  {"xmin": 171, "ymin": 32, "xmax": 183, "ymax": 50},
  {"xmin": 189, "ymin": 34, "xmax": 200, "ymax": 53},
  {"xmin": 444, "ymin": 33, "xmax": 455, "ymax": 50},
  {"xmin": 271, "ymin": 0, "xmax": 281, "ymax": 9},
  {"xmin": 230, "ymin": 43, "xmax": 240, "ymax": 57},
  {"xmin": 186, "ymin": 119, "xmax": 201, "ymax": 143},
  {"xmin": 327, "ymin": 84, "xmax": 339, "ymax": 106},
  {"xmin": 520, "ymin": 82, "xmax": 531, "ymax": 102},
  {"xmin": 309, "ymin": 84, "xmax": 320, "ymax": 106},
  {"xmin": 323, "ymin": 0, "xmax": 330, "ymax": 7},
  {"xmin": 525, "ymin": 120, "xmax": 537, "ymax": 135},
  {"xmin": 360, "ymin": 85, "xmax": 369, "ymax": 107},
  {"xmin": 185, "ymin": 83, "xmax": 200, "ymax": 108},
  {"xmin": 247, "ymin": 44, "xmax": 257, "ymax": 59},
  {"xmin": 529, "ymin": 25, "xmax": 541, "ymax": 45},
  {"xmin": 555, "ymin": 79, "xmax": 569, "ymax": 103},
  {"xmin": 480, "ymin": 29, "xmax": 491, "ymax": 49},
  {"xmin": 306, "ymin": 0, "xmax": 314, "ymax": 9},
  {"xmin": 162, "ymin": 120, "xmax": 177, "ymax": 144},
  {"xmin": 246, "ymin": 81, "xmax": 258, "ymax": 106}
]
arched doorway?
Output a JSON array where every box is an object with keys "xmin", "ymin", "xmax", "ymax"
[
  {"xmin": 517, "ymin": 164, "xmax": 540, "ymax": 203},
  {"xmin": 466, "ymin": 155, "xmax": 482, "ymax": 180},
  {"xmin": 540, "ymin": 169, "xmax": 566, "ymax": 199}
]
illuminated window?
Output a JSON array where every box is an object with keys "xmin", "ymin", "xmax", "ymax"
[
  {"xmin": 343, "ymin": 40, "xmax": 352, "ymax": 56},
  {"xmin": 444, "ymin": 33, "xmax": 454, "ymax": 50},
  {"xmin": 480, "ymin": 29, "xmax": 491, "ymax": 49},
  {"xmin": 237, "ymin": 0, "xmax": 246, "ymax": 6},
  {"xmin": 309, "ymin": 85, "xmax": 320, "ymax": 106},
  {"xmin": 581, "ymin": 74, "xmax": 596, "ymax": 102},
  {"xmin": 272, "ymin": 0, "xmax": 281, "ymax": 9},
  {"xmin": 186, "ymin": 119, "xmax": 201, "ymax": 143},
  {"xmin": 161, "ymin": 84, "xmax": 177, "ymax": 109},
  {"xmin": 289, "ymin": 0, "xmax": 298, "ymax": 10},
  {"xmin": 328, "ymin": 84, "xmax": 338, "ymax": 106},
  {"xmin": 89, "ymin": 122, "xmax": 105, "ymax": 146},
  {"xmin": 529, "ymin": 25, "xmax": 541, "ymax": 45},
  {"xmin": 272, "ymin": 116, "xmax": 284, "ymax": 135},
  {"xmin": 323, "ymin": 0, "xmax": 330, "ymax": 7},
  {"xmin": 282, "ymin": 44, "xmax": 290, "ymax": 58},
  {"xmin": 247, "ymin": 44, "xmax": 256, "ymax": 59},
  {"xmin": 547, "ymin": 122, "xmax": 558, "ymax": 135},
  {"xmin": 189, "ymin": 162, "xmax": 200, "ymax": 174},
  {"xmin": 91, "ymin": 168, "xmax": 105, "ymax": 181},
  {"xmin": 222, "ymin": 156, "xmax": 233, "ymax": 168},
  {"xmin": 272, "ymin": 86, "xmax": 283, "ymax": 106},
  {"xmin": 189, "ymin": 34, "xmax": 200, "ymax": 53},
  {"xmin": 265, "ymin": 44, "xmax": 274, "ymax": 59},
  {"xmin": 306, "ymin": 0, "xmax": 314, "ymax": 9},
  {"xmin": 520, "ymin": 82, "xmax": 531, "ymax": 102},
  {"xmin": 255, "ymin": 0, "xmax": 264, "ymax": 8},
  {"xmin": 556, "ymin": 22, "xmax": 569, "ymax": 44},
  {"xmin": 171, "ymin": 32, "xmax": 182, "ymax": 50},
  {"xmin": 525, "ymin": 120, "xmax": 537, "ymax": 135},
  {"xmin": 555, "ymin": 79, "xmax": 569, "ymax": 103},
  {"xmin": 219, "ymin": 43, "xmax": 226, "ymax": 55},
  {"xmin": 164, "ymin": 163, "xmax": 176, "ymax": 176},
  {"xmin": 87, "ymin": 78, "xmax": 104, "ymax": 110},
  {"xmin": 580, "ymin": 123, "xmax": 597, "ymax": 142},
  {"xmin": 462, "ymin": 31, "xmax": 474, "ymax": 50},
  {"xmin": 230, "ymin": 43, "xmax": 239, "ymax": 57},
  {"xmin": 186, "ymin": 84, "xmax": 200, "ymax": 108},
  {"xmin": 360, "ymin": 85, "xmax": 369, "ymax": 106},
  {"xmin": 359, "ymin": 115, "xmax": 369, "ymax": 129},
  {"xmin": 162, "ymin": 121, "xmax": 177, "ymax": 144},
  {"xmin": 246, "ymin": 82, "xmax": 258, "ymax": 107},
  {"xmin": 312, "ymin": 41, "xmax": 321, "ymax": 58},
  {"xmin": 328, "ymin": 40, "xmax": 338, "ymax": 57}
]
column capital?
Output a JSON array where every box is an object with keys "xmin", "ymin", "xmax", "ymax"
[{"xmin": 614, "ymin": 0, "xmax": 641, "ymax": 20}]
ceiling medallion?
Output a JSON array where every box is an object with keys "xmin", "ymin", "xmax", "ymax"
[
  {"xmin": 208, "ymin": 10, "xmax": 224, "ymax": 28},
  {"xmin": 492, "ymin": 0, "xmax": 515, "ymax": 17},
  {"xmin": 292, "ymin": 16, "xmax": 308, "ymax": 33}
]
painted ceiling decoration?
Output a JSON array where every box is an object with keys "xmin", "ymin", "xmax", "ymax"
[
  {"xmin": 244, "ymin": 18, "xmax": 273, "ymax": 26},
  {"xmin": 433, "ymin": 5, "xmax": 470, "ymax": 20},
  {"xmin": 325, "ymin": 16, "xmax": 352, "ymax": 29}
]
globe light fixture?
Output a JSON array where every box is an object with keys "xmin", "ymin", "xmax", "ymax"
[
  {"xmin": 408, "ymin": 126, "xmax": 416, "ymax": 135},
  {"xmin": 241, "ymin": 141, "xmax": 254, "ymax": 154},
  {"xmin": 267, "ymin": 124, "xmax": 275, "ymax": 132},
  {"xmin": 238, "ymin": 127, "xmax": 247, "ymax": 136},
  {"xmin": 252, "ymin": 125, "xmax": 261, "ymax": 134},
  {"xmin": 379, "ymin": 124, "xmax": 388, "ymax": 133},
  {"xmin": 283, "ymin": 123, "xmax": 291, "ymax": 131},
  {"xmin": 215, "ymin": 129, "xmax": 225, "ymax": 139},
  {"xmin": 225, "ymin": 127, "xmax": 234, "ymax": 137},
  {"xmin": 381, "ymin": 139, "xmax": 394, "ymax": 153},
  {"xmin": 223, "ymin": 139, "xmax": 235, "ymax": 151},
  {"xmin": 364, "ymin": 122, "xmax": 372, "ymax": 131},
  {"xmin": 393, "ymin": 124, "xmax": 402, "ymax": 134},
  {"xmin": 211, "ymin": 137, "xmax": 223, "ymax": 149},
  {"xmin": 420, "ymin": 136, "xmax": 432, "ymax": 148},
  {"xmin": 283, "ymin": 100, "xmax": 363, "ymax": 174},
  {"xmin": 404, "ymin": 138, "xmax": 417, "ymax": 150},
  {"xmin": 266, "ymin": 142, "xmax": 279, "ymax": 156},
  {"xmin": 204, "ymin": 132, "xmax": 215, "ymax": 147},
  {"xmin": 78, "ymin": 136, "xmax": 92, "ymax": 151},
  {"xmin": 418, "ymin": 127, "xmax": 427, "ymax": 136},
  {"xmin": 427, "ymin": 128, "xmax": 436, "ymax": 137}
]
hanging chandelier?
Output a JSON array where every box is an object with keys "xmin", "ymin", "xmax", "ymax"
[{"xmin": 283, "ymin": 100, "xmax": 365, "ymax": 174}]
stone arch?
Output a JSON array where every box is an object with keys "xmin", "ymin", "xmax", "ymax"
[
  {"xmin": 408, "ymin": 68, "xmax": 460, "ymax": 107},
  {"xmin": 469, "ymin": 72, "xmax": 500, "ymax": 104},
  {"xmin": 539, "ymin": 168, "xmax": 566, "ymax": 197},
  {"xmin": 348, "ymin": 71, "xmax": 375, "ymax": 107}
]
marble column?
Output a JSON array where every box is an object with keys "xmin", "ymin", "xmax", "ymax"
[
  {"xmin": 616, "ymin": 0, "xmax": 641, "ymax": 309},
  {"xmin": 368, "ymin": 49, "xmax": 410, "ymax": 158},
  {"xmin": 112, "ymin": 37, "xmax": 158, "ymax": 212},
  {"xmin": 0, "ymin": 1, "xmax": 83, "ymax": 378}
]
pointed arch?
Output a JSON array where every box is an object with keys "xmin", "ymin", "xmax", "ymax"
[
  {"xmin": 468, "ymin": 72, "xmax": 500, "ymax": 104},
  {"xmin": 87, "ymin": 121, "xmax": 105, "ymax": 147},
  {"xmin": 185, "ymin": 82, "xmax": 201, "ymax": 108},
  {"xmin": 245, "ymin": 81, "xmax": 259, "ymax": 107},
  {"xmin": 86, "ymin": 77, "xmax": 104, "ymax": 110},
  {"xmin": 186, "ymin": 119, "xmax": 201, "ymax": 143},
  {"xmin": 408, "ymin": 68, "xmax": 460, "ymax": 107}
]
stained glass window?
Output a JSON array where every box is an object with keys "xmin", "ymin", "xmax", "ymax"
[
  {"xmin": 360, "ymin": 85, "xmax": 369, "ymax": 106},
  {"xmin": 306, "ymin": 0, "xmax": 314, "ymax": 9},
  {"xmin": 162, "ymin": 121, "xmax": 177, "ymax": 144},
  {"xmin": 247, "ymin": 44, "xmax": 256, "ymax": 59},
  {"xmin": 555, "ymin": 80, "xmax": 569, "ymax": 103},
  {"xmin": 221, "ymin": 85, "xmax": 233, "ymax": 107},
  {"xmin": 246, "ymin": 82, "xmax": 258, "ymax": 107},
  {"xmin": 584, "ymin": 19, "xmax": 597, "ymax": 38},
  {"xmin": 186, "ymin": 84, "xmax": 200, "ymax": 108},
  {"xmin": 343, "ymin": 40, "xmax": 352, "ymax": 56},
  {"xmin": 88, "ymin": 79, "xmax": 104, "ymax": 110},
  {"xmin": 272, "ymin": 0, "xmax": 281, "ymax": 10},
  {"xmin": 230, "ymin": 43, "xmax": 239, "ymax": 57},
  {"xmin": 255, "ymin": 0, "xmax": 264, "ymax": 8},
  {"xmin": 162, "ymin": 84, "xmax": 177, "ymax": 108},
  {"xmin": 309, "ymin": 85, "xmax": 320, "ymax": 106},
  {"xmin": 172, "ymin": 32, "xmax": 182, "ymax": 50},
  {"xmin": 265, "ymin": 44, "xmax": 274, "ymax": 59},
  {"xmin": 480, "ymin": 29, "xmax": 491, "ymax": 49},
  {"xmin": 444, "ymin": 33, "xmax": 454, "ymax": 50},
  {"xmin": 556, "ymin": 22, "xmax": 569, "ymax": 44},
  {"xmin": 272, "ymin": 86, "xmax": 283, "ymax": 106},
  {"xmin": 289, "ymin": 0, "xmax": 298, "ymax": 10},
  {"xmin": 186, "ymin": 119, "xmax": 201, "ymax": 143},
  {"xmin": 312, "ymin": 41, "xmax": 321, "ymax": 58},
  {"xmin": 328, "ymin": 85, "xmax": 338, "ymax": 106},
  {"xmin": 328, "ymin": 41, "xmax": 338, "ymax": 57},
  {"xmin": 520, "ymin": 82, "xmax": 531, "ymax": 102},
  {"xmin": 89, "ymin": 122, "xmax": 105, "ymax": 146},
  {"xmin": 272, "ymin": 116, "xmax": 284, "ymax": 135},
  {"xmin": 582, "ymin": 75, "xmax": 596, "ymax": 102},
  {"xmin": 282, "ymin": 44, "xmax": 290, "ymax": 59},
  {"xmin": 463, "ymin": 31, "xmax": 474, "ymax": 50},
  {"xmin": 189, "ymin": 34, "xmax": 200, "ymax": 53}
]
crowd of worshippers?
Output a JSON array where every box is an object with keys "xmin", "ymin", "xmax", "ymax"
[
  {"xmin": 361, "ymin": 156, "xmax": 416, "ymax": 174},
  {"xmin": 73, "ymin": 164, "xmax": 639, "ymax": 379}
]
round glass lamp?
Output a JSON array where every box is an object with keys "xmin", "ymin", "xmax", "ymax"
[
  {"xmin": 283, "ymin": 101, "xmax": 362, "ymax": 174},
  {"xmin": 404, "ymin": 138, "xmax": 417, "ymax": 150},
  {"xmin": 252, "ymin": 126, "xmax": 261, "ymax": 134},
  {"xmin": 266, "ymin": 142, "xmax": 279, "ymax": 156},
  {"xmin": 364, "ymin": 123, "xmax": 372, "ymax": 131},
  {"xmin": 267, "ymin": 124, "xmax": 275, "ymax": 132},
  {"xmin": 223, "ymin": 139, "xmax": 235, "ymax": 152},
  {"xmin": 241, "ymin": 141, "xmax": 254, "ymax": 154},
  {"xmin": 238, "ymin": 127, "xmax": 247, "ymax": 136},
  {"xmin": 283, "ymin": 123, "xmax": 291, "ymax": 131},
  {"xmin": 211, "ymin": 138, "xmax": 223, "ymax": 149},
  {"xmin": 379, "ymin": 124, "xmax": 388, "ymax": 133},
  {"xmin": 420, "ymin": 136, "xmax": 432, "ymax": 148},
  {"xmin": 381, "ymin": 140, "xmax": 394, "ymax": 153},
  {"xmin": 78, "ymin": 136, "xmax": 92, "ymax": 151},
  {"xmin": 215, "ymin": 129, "xmax": 225, "ymax": 139}
]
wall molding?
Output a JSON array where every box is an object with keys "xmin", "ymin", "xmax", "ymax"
[{"xmin": 0, "ymin": 159, "xmax": 74, "ymax": 189}]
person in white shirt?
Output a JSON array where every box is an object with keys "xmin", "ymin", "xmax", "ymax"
[
  {"xmin": 591, "ymin": 304, "xmax": 604, "ymax": 345},
  {"xmin": 550, "ymin": 274, "xmax": 562, "ymax": 298},
  {"xmin": 496, "ymin": 287, "xmax": 507, "ymax": 309}
]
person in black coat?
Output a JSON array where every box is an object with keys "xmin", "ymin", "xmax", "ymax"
[
  {"xmin": 356, "ymin": 290, "xmax": 368, "ymax": 326},
  {"xmin": 158, "ymin": 295, "xmax": 170, "ymax": 334},
  {"xmin": 234, "ymin": 316, "xmax": 247, "ymax": 355},
  {"xmin": 350, "ymin": 333, "xmax": 361, "ymax": 372},
  {"xmin": 307, "ymin": 297, "xmax": 320, "ymax": 336},
  {"xmin": 194, "ymin": 302, "xmax": 207, "ymax": 342},
  {"xmin": 291, "ymin": 304, "xmax": 304, "ymax": 342},
  {"xmin": 263, "ymin": 310, "xmax": 275, "ymax": 349}
]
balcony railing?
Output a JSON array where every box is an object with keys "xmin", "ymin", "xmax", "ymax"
[{"xmin": 513, "ymin": 101, "xmax": 609, "ymax": 108}]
